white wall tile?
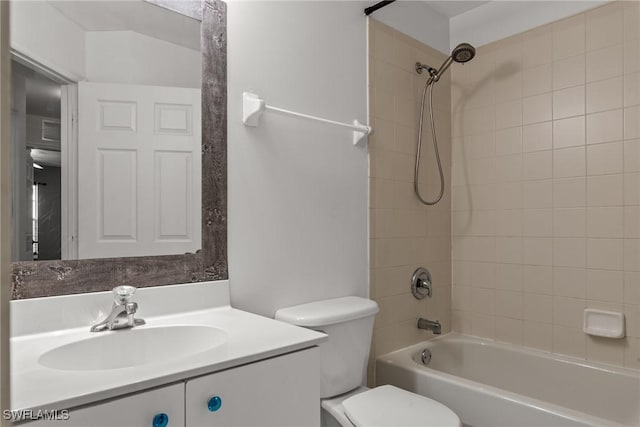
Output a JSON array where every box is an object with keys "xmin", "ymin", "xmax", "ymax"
[
  {"xmin": 553, "ymin": 116, "xmax": 585, "ymax": 148},
  {"xmin": 553, "ymin": 86, "xmax": 585, "ymax": 119},
  {"xmin": 554, "ymin": 146, "xmax": 586, "ymax": 178},
  {"xmin": 451, "ymin": 6, "xmax": 633, "ymax": 369},
  {"xmin": 523, "ymin": 122, "xmax": 553, "ymax": 152},
  {"xmin": 587, "ymin": 142, "xmax": 623, "ymax": 175}
]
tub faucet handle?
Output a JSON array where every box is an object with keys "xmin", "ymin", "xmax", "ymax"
[{"xmin": 411, "ymin": 267, "xmax": 432, "ymax": 299}]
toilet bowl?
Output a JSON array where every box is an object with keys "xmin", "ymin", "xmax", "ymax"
[{"xmin": 275, "ymin": 296, "xmax": 461, "ymax": 427}]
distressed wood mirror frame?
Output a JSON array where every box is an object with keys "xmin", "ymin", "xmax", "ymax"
[{"xmin": 11, "ymin": 0, "xmax": 227, "ymax": 299}]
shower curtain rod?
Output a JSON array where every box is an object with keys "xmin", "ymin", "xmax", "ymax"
[{"xmin": 364, "ymin": 0, "xmax": 396, "ymax": 16}]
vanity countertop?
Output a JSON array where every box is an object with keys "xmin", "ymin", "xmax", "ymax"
[{"xmin": 10, "ymin": 281, "xmax": 327, "ymax": 412}]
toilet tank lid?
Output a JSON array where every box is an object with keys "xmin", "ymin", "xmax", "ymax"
[{"xmin": 275, "ymin": 296, "xmax": 379, "ymax": 327}]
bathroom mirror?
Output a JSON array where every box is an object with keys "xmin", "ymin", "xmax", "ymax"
[{"xmin": 11, "ymin": 0, "xmax": 227, "ymax": 298}]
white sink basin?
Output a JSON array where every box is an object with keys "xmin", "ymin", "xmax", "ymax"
[{"xmin": 38, "ymin": 325, "xmax": 227, "ymax": 371}]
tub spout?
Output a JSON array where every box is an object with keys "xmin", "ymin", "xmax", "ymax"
[{"xmin": 417, "ymin": 317, "xmax": 441, "ymax": 334}]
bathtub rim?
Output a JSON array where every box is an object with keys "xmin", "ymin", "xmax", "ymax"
[
  {"xmin": 375, "ymin": 333, "xmax": 639, "ymax": 427},
  {"xmin": 383, "ymin": 332, "xmax": 639, "ymax": 377}
]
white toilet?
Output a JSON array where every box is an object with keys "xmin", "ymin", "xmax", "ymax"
[{"xmin": 275, "ymin": 296, "xmax": 461, "ymax": 427}]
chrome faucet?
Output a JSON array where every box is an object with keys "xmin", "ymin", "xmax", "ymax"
[
  {"xmin": 90, "ymin": 286, "xmax": 146, "ymax": 332},
  {"xmin": 417, "ymin": 317, "xmax": 441, "ymax": 335}
]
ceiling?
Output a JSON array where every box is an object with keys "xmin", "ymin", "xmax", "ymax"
[
  {"xmin": 423, "ymin": 1, "xmax": 490, "ymax": 18},
  {"xmin": 48, "ymin": 0, "xmax": 201, "ymax": 51}
]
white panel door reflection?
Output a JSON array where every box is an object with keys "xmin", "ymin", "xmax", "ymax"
[{"xmin": 78, "ymin": 82, "xmax": 201, "ymax": 259}]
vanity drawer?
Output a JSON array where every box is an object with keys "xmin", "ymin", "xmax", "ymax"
[
  {"xmin": 25, "ymin": 383, "xmax": 185, "ymax": 427},
  {"xmin": 185, "ymin": 347, "xmax": 320, "ymax": 427}
]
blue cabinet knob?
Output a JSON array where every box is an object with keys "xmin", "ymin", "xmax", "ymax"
[
  {"xmin": 152, "ymin": 413, "xmax": 169, "ymax": 427},
  {"xmin": 207, "ymin": 396, "xmax": 222, "ymax": 412}
]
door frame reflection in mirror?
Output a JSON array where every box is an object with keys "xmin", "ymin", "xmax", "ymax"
[
  {"xmin": 10, "ymin": 0, "xmax": 227, "ymax": 299},
  {"xmin": 10, "ymin": 52, "xmax": 75, "ymax": 262}
]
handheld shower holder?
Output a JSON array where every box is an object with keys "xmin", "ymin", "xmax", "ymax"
[{"xmin": 415, "ymin": 62, "xmax": 437, "ymax": 76}]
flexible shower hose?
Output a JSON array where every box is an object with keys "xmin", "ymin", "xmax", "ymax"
[{"xmin": 414, "ymin": 78, "xmax": 445, "ymax": 206}]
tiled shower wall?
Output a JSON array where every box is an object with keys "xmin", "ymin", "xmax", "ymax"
[
  {"xmin": 451, "ymin": 1, "xmax": 640, "ymax": 369},
  {"xmin": 368, "ymin": 20, "xmax": 452, "ymax": 381}
]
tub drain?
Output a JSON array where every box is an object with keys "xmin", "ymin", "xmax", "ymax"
[{"xmin": 421, "ymin": 349, "xmax": 432, "ymax": 365}]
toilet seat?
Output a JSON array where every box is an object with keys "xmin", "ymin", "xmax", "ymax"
[{"xmin": 342, "ymin": 385, "xmax": 461, "ymax": 427}]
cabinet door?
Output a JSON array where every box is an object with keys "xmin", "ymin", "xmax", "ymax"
[
  {"xmin": 186, "ymin": 348, "xmax": 320, "ymax": 427},
  {"xmin": 26, "ymin": 383, "xmax": 185, "ymax": 427}
]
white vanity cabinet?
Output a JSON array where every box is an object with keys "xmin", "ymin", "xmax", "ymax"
[
  {"xmin": 12, "ymin": 282, "xmax": 326, "ymax": 427},
  {"xmin": 23, "ymin": 348, "xmax": 319, "ymax": 427},
  {"xmin": 26, "ymin": 383, "xmax": 185, "ymax": 427},
  {"xmin": 186, "ymin": 348, "xmax": 320, "ymax": 427}
]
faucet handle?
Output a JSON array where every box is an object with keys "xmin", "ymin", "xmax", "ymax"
[{"xmin": 113, "ymin": 285, "xmax": 137, "ymax": 305}]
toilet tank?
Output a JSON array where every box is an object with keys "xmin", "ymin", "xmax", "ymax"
[{"xmin": 275, "ymin": 296, "xmax": 379, "ymax": 398}]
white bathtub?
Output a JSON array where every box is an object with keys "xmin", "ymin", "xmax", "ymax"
[{"xmin": 376, "ymin": 334, "xmax": 640, "ymax": 427}]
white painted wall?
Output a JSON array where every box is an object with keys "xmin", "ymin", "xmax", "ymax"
[
  {"xmin": 27, "ymin": 115, "xmax": 60, "ymax": 149},
  {"xmin": 450, "ymin": 0, "xmax": 607, "ymax": 49},
  {"xmin": 85, "ymin": 31, "xmax": 201, "ymax": 88},
  {"xmin": 227, "ymin": 1, "xmax": 369, "ymax": 317},
  {"xmin": 373, "ymin": 1, "xmax": 450, "ymax": 54},
  {"xmin": 11, "ymin": 2, "xmax": 199, "ymax": 88},
  {"xmin": 10, "ymin": 1, "xmax": 86, "ymax": 80}
]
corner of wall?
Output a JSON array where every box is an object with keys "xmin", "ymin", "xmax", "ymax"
[
  {"xmin": 372, "ymin": 1, "xmax": 450, "ymax": 55},
  {"xmin": 450, "ymin": 0, "xmax": 607, "ymax": 50},
  {"xmin": 368, "ymin": 20, "xmax": 452, "ymax": 385}
]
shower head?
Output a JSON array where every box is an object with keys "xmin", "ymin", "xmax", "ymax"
[
  {"xmin": 416, "ymin": 42, "xmax": 476, "ymax": 83},
  {"xmin": 451, "ymin": 43, "xmax": 476, "ymax": 63},
  {"xmin": 434, "ymin": 42, "xmax": 476, "ymax": 79}
]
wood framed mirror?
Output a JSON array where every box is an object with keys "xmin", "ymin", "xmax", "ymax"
[{"xmin": 10, "ymin": 0, "xmax": 227, "ymax": 299}]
